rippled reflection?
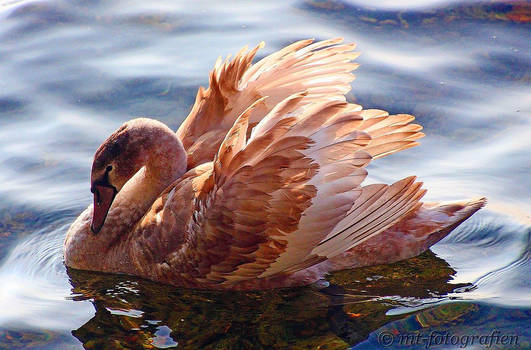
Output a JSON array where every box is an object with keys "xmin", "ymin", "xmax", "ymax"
[{"xmin": 63, "ymin": 251, "xmax": 468, "ymax": 349}]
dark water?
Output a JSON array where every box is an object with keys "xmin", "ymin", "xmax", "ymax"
[{"xmin": 0, "ymin": 0, "xmax": 530, "ymax": 349}]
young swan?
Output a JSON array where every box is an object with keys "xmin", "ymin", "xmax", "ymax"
[{"xmin": 64, "ymin": 38, "xmax": 486, "ymax": 290}]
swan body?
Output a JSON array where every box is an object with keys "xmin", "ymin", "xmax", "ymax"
[{"xmin": 64, "ymin": 38, "xmax": 485, "ymax": 290}]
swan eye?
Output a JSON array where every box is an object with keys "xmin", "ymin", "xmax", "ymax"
[{"xmin": 106, "ymin": 165, "xmax": 113, "ymax": 172}]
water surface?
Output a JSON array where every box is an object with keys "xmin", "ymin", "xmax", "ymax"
[{"xmin": 0, "ymin": 0, "xmax": 530, "ymax": 349}]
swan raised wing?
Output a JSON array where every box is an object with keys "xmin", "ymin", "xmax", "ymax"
[
  {"xmin": 158, "ymin": 92, "xmax": 425, "ymax": 288},
  {"xmin": 177, "ymin": 38, "xmax": 361, "ymax": 169}
]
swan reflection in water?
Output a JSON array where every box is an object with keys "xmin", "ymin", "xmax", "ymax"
[{"xmin": 66, "ymin": 251, "xmax": 471, "ymax": 349}]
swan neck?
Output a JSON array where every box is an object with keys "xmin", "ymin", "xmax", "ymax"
[
  {"xmin": 111, "ymin": 124, "xmax": 187, "ymax": 234},
  {"xmin": 64, "ymin": 120, "xmax": 187, "ymax": 272}
]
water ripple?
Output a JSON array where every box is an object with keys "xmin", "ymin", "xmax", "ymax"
[{"xmin": 0, "ymin": 0, "xmax": 529, "ymax": 347}]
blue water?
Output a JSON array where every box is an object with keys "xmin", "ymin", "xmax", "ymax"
[{"xmin": 0, "ymin": 0, "xmax": 529, "ymax": 349}]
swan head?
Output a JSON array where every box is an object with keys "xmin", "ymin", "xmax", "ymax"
[
  {"xmin": 89, "ymin": 118, "xmax": 186, "ymax": 234},
  {"xmin": 90, "ymin": 122, "xmax": 142, "ymax": 233}
]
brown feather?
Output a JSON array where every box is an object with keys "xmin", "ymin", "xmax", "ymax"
[{"xmin": 65, "ymin": 38, "xmax": 483, "ymax": 290}]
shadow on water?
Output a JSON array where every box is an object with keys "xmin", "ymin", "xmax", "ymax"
[{"xmin": 58, "ymin": 251, "xmax": 469, "ymax": 349}]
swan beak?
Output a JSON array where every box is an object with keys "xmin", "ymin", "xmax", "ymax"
[{"xmin": 91, "ymin": 185, "xmax": 117, "ymax": 234}]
